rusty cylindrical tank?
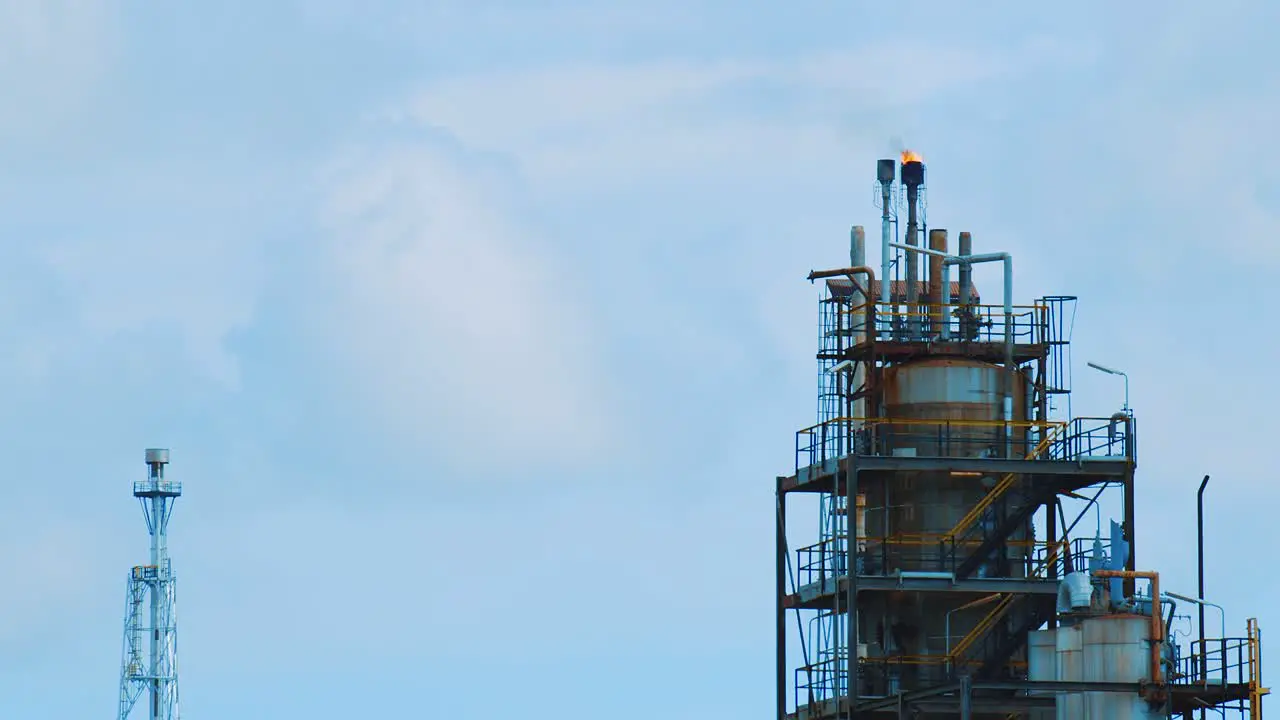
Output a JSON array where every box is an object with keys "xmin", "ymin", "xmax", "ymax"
[
  {"xmin": 881, "ymin": 357, "xmax": 1030, "ymax": 458},
  {"xmin": 857, "ymin": 358, "xmax": 1036, "ymax": 672}
]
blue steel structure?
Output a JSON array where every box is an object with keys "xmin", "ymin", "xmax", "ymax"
[{"xmin": 117, "ymin": 448, "xmax": 181, "ymax": 720}]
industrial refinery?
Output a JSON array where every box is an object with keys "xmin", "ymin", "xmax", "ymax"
[{"xmin": 774, "ymin": 155, "xmax": 1268, "ymax": 718}]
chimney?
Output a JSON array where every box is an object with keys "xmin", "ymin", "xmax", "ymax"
[
  {"xmin": 902, "ymin": 160, "xmax": 925, "ymax": 337},
  {"xmin": 877, "ymin": 159, "xmax": 895, "ymax": 304},
  {"xmin": 928, "ymin": 228, "xmax": 947, "ymax": 337}
]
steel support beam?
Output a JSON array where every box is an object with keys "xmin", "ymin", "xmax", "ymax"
[
  {"xmin": 786, "ymin": 576, "xmax": 1060, "ymax": 610},
  {"xmin": 777, "ymin": 476, "xmax": 787, "ymax": 720},
  {"xmin": 784, "ymin": 456, "xmax": 1131, "ymax": 494}
]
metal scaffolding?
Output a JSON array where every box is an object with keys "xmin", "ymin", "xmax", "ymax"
[
  {"xmin": 117, "ymin": 449, "xmax": 182, "ymax": 720},
  {"xmin": 775, "ymin": 155, "xmax": 1265, "ymax": 719}
]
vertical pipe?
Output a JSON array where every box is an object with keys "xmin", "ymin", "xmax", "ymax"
[
  {"xmin": 928, "ymin": 229, "xmax": 946, "ymax": 338},
  {"xmin": 904, "ymin": 184, "xmax": 920, "ymax": 338},
  {"xmin": 776, "ymin": 478, "xmax": 787, "ymax": 720},
  {"xmin": 877, "ymin": 160, "xmax": 895, "ymax": 307},
  {"xmin": 846, "ymin": 461, "xmax": 858, "ymax": 719},
  {"xmin": 1124, "ymin": 477, "xmax": 1136, "ymax": 598},
  {"xmin": 960, "ymin": 674, "xmax": 972, "ymax": 720},
  {"xmin": 958, "ymin": 232, "xmax": 973, "ymax": 340},
  {"xmin": 1198, "ymin": 474, "xmax": 1210, "ymax": 695},
  {"xmin": 148, "ymin": 463, "xmax": 162, "ymax": 720},
  {"xmin": 852, "ymin": 227, "xmax": 867, "ymax": 423},
  {"xmin": 940, "ymin": 261, "xmax": 951, "ymax": 341},
  {"xmin": 1002, "ymin": 257, "xmax": 1014, "ymax": 458}
]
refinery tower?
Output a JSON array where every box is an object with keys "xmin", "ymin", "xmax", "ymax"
[{"xmin": 775, "ymin": 155, "xmax": 1268, "ymax": 718}]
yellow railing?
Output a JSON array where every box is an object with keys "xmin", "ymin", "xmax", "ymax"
[
  {"xmin": 837, "ymin": 301, "xmax": 1048, "ymax": 318},
  {"xmin": 858, "ymin": 533, "xmax": 1046, "ymax": 549},
  {"xmin": 943, "ymin": 421, "xmax": 1067, "ymax": 543},
  {"xmin": 797, "ymin": 416, "xmax": 1064, "ymax": 435},
  {"xmin": 831, "ymin": 301, "xmax": 1049, "ymax": 345},
  {"xmin": 858, "ymin": 653, "xmax": 1028, "ymax": 669},
  {"xmin": 1030, "ymin": 538, "xmax": 1070, "ymax": 579},
  {"xmin": 1249, "ymin": 617, "xmax": 1268, "ymax": 720},
  {"xmin": 947, "ymin": 594, "xmax": 1015, "ymax": 662}
]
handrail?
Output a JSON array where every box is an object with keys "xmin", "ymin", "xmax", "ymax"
[
  {"xmin": 947, "ymin": 594, "xmax": 1015, "ymax": 662},
  {"xmin": 1030, "ymin": 538, "xmax": 1070, "ymax": 579},
  {"xmin": 1249, "ymin": 617, "xmax": 1268, "ymax": 720},
  {"xmin": 944, "ymin": 422, "xmax": 1065, "ymax": 542},
  {"xmin": 796, "ymin": 416, "xmax": 1063, "ymax": 436}
]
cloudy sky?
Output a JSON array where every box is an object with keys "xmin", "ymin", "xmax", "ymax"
[{"xmin": 1, "ymin": 1, "xmax": 1277, "ymax": 718}]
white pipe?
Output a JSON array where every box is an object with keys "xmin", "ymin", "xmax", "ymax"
[
  {"xmin": 891, "ymin": 241, "xmax": 1018, "ymax": 451},
  {"xmin": 897, "ymin": 570, "xmax": 955, "ymax": 581},
  {"xmin": 1164, "ymin": 591, "xmax": 1227, "ymax": 684},
  {"xmin": 940, "ymin": 261, "xmax": 951, "ymax": 341},
  {"xmin": 946, "ymin": 252, "xmax": 1015, "ymax": 453},
  {"xmin": 890, "ymin": 241, "xmax": 948, "ymax": 258}
]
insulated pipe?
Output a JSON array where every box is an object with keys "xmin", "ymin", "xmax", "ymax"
[
  {"xmin": 889, "ymin": 242, "xmax": 1017, "ymax": 448},
  {"xmin": 953, "ymin": 252, "xmax": 1015, "ymax": 456},
  {"xmin": 928, "ymin": 229, "xmax": 947, "ymax": 338},
  {"xmin": 941, "ymin": 261, "xmax": 952, "ymax": 341},
  {"xmin": 807, "ymin": 266, "xmax": 876, "ymax": 290},
  {"xmin": 1165, "ymin": 590, "xmax": 1226, "ymax": 684},
  {"xmin": 851, "ymin": 227, "xmax": 867, "ymax": 423},
  {"xmin": 1093, "ymin": 570, "xmax": 1164, "ymax": 686}
]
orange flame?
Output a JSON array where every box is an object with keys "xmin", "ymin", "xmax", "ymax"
[{"xmin": 901, "ymin": 149, "xmax": 923, "ymax": 164}]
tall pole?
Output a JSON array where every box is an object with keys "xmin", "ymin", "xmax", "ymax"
[{"xmin": 1198, "ymin": 474, "xmax": 1210, "ymax": 709}]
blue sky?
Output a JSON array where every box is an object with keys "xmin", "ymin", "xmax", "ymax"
[{"xmin": 1, "ymin": 1, "xmax": 1277, "ymax": 717}]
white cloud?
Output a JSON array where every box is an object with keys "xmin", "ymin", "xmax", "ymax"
[
  {"xmin": 0, "ymin": 0, "xmax": 115, "ymax": 139},
  {"xmin": 315, "ymin": 133, "xmax": 612, "ymax": 468},
  {"xmin": 398, "ymin": 44, "xmax": 1050, "ymax": 190},
  {"xmin": 40, "ymin": 232, "xmax": 263, "ymax": 388},
  {"xmin": 0, "ymin": 518, "xmax": 107, "ymax": 643}
]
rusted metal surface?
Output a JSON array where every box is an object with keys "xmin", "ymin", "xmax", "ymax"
[
  {"xmin": 928, "ymin": 228, "xmax": 947, "ymax": 331},
  {"xmin": 1037, "ymin": 617, "xmax": 1165, "ymax": 719},
  {"xmin": 881, "ymin": 358, "xmax": 1030, "ymax": 458}
]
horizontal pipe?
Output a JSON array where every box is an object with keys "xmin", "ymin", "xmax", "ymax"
[
  {"xmin": 808, "ymin": 266, "xmax": 877, "ymax": 282},
  {"xmin": 807, "ymin": 265, "xmax": 876, "ymax": 303},
  {"xmin": 890, "ymin": 241, "xmax": 948, "ymax": 259},
  {"xmin": 898, "ymin": 570, "xmax": 955, "ymax": 581},
  {"xmin": 1164, "ymin": 591, "xmax": 1227, "ymax": 656}
]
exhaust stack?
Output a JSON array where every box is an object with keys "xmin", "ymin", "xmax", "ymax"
[
  {"xmin": 901, "ymin": 154, "xmax": 925, "ymax": 338},
  {"xmin": 877, "ymin": 159, "xmax": 895, "ymax": 305}
]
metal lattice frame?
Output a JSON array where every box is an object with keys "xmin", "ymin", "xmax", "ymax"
[{"xmin": 117, "ymin": 450, "xmax": 182, "ymax": 720}]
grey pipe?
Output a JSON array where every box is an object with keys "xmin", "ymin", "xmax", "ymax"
[
  {"xmin": 880, "ymin": 183, "xmax": 892, "ymax": 305},
  {"xmin": 947, "ymin": 251, "xmax": 1015, "ymax": 455},
  {"xmin": 905, "ymin": 184, "xmax": 920, "ymax": 339},
  {"xmin": 890, "ymin": 242, "xmax": 1017, "ymax": 453}
]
